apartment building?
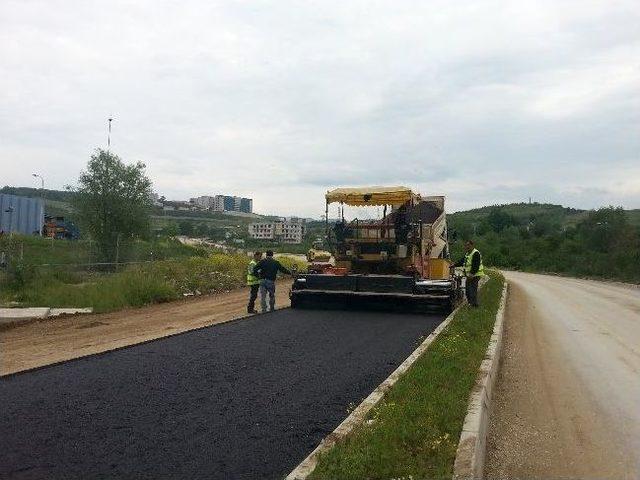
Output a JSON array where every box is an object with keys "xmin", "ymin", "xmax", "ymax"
[
  {"xmin": 248, "ymin": 217, "xmax": 306, "ymax": 244},
  {"xmin": 190, "ymin": 196, "xmax": 216, "ymax": 209},
  {"xmin": 167, "ymin": 194, "xmax": 253, "ymax": 214},
  {"xmin": 212, "ymin": 195, "xmax": 253, "ymax": 213}
]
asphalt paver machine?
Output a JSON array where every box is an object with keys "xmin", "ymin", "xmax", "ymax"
[{"xmin": 290, "ymin": 186, "xmax": 462, "ymax": 312}]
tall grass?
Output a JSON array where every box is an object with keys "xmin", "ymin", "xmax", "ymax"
[
  {"xmin": 3, "ymin": 252, "xmax": 308, "ymax": 313},
  {"xmin": 0, "ymin": 234, "xmax": 207, "ymax": 267},
  {"xmin": 18, "ymin": 270, "xmax": 178, "ymax": 312}
]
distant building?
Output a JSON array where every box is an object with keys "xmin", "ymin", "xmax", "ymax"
[
  {"xmin": 0, "ymin": 193, "xmax": 44, "ymax": 235},
  {"xmin": 211, "ymin": 195, "xmax": 253, "ymax": 214},
  {"xmin": 161, "ymin": 194, "xmax": 253, "ymax": 214},
  {"xmin": 240, "ymin": 198, "xmax": 253, "ymax": 213},
  {"xmin": 248, "ymin": 217, "xmax": 306, "ymax": 244},
  {"xmin": 190, "ymin": 195, "xmax": 216, "ymax": 210},
  {"xmin": 162, "ymin": 201, "xmax": 192, "ymax": 212},
  {"xmin": 223, "ymin": 196, "xmax": 235, "ymax": 212}
]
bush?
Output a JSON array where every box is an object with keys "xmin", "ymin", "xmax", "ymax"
[
  {"xmin": 6, "ymin": 262, "xmax": 37, "ymax": 290},
  {"xmin": 276, "ymin": 255, "xmax": 308, "ymax": 274}
]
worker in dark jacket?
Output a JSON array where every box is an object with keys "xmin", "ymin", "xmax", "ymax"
[
  {"xmin": 254, "ymin": 250, "xmax": 291, "ymax": 313},
  {"xmin": 454, "ymin": 240, "xmax": 485, "ymax": 307}
]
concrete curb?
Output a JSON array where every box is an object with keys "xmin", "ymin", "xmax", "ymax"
[
  {"xmin": 453, "ymin": 279, "xmax": 509, "ymax": 480},
  {"xmin": 286, "ymin": 304, "xmax": 464, "ymax": 480},
  {"xmin": 0, "ymin": 307, "xmax": 51, "ymax": 319},
  {"xmin": 0, "ymin": 307, "xmax": 93, "ymax": 331}
]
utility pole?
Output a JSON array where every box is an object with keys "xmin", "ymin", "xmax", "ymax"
[{"xmin": 107, "ymin": 117, "xmax": 114, "ymax": 149}]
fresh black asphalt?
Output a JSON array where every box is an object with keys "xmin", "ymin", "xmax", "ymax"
[{"xmin": 0, "ymin": 308, "xmax": 444, "ymax": 479}]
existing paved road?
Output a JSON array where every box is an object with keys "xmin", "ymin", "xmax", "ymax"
[
  {"xmin": 0, "ymin": 308, "xmax": 443, "ymax": 479},
  {"xmin": 485, "ymin": 271, "xmax": 640, "ymax": 479}
]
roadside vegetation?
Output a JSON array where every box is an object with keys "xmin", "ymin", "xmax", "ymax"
[
  {"xmin": 450, "ymin": 204, "xmax": 640, "ymax": 283},
  {"xmin": 310, "ymin": 271, "xmax": 505, "ymax": 479},
  {"xmin": 0, "ymin": 235, "xmax": 306, "ymax": 312},
  {"xmin": 0, "ymin": 149, "xmax": 306, "ymax": 312}
]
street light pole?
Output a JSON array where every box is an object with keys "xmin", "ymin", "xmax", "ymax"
[
  {"xmin": 32, "ymin": 173, "xmax": 44, "ymax": 200},
  {"xmin": 32, "ymin": 173, "xmax": 44, "ymax": 191}
]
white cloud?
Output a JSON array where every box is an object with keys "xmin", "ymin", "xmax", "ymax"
[{"xmin": 1, "ymin": 0, "xmax": 639, "ymax": 216}]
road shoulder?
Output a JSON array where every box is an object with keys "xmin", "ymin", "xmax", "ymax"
[{"xmin": 484, "ymin": 279, "xmax": 633, "ymax": 479}]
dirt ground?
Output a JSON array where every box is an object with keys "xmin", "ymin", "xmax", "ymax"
[
  {"xmin": 485, "ymin": 272, "xmax": 638, "ymax": 479},
  {"xmin": 0, "ymin": 283, "xmax": 290, "ymax": 376}
]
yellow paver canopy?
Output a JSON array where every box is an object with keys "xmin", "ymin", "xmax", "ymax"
[{"xmin": 325, "ymin": 186, "xmax": 417, "ymax": 206}]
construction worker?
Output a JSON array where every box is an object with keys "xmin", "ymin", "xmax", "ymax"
[
  {"xmin": 254, "ymin": 250, "xmax": 291, "ymax": 313},
  {"xmin": 247, "ymin": 251, "xmax": 262, "ymax": 314},
  {"xmin": 454, "ymin": 240, "xmax": 485, "ymax": 307}
]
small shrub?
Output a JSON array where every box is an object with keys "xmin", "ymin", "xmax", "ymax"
[
  {"xmin": 277, "ymin": 255, "xmax": 308, "ymax": 274},
  {"xmin": 7, "ymin": 262, "xmax": 36, "ymax": 290}
]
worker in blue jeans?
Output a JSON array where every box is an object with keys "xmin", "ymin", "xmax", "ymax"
[{"xmin": 254, "ymin": 250, "xmax": 291, "ymax": 313}]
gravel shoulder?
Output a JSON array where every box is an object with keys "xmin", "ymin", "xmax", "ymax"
[
  {"xmin": 0, "ymin": 283, "xmax": 289, "ymax": 375},
  {"xmin": 485, "ymin": 271, "xmax": 639, "ymax": 479}
]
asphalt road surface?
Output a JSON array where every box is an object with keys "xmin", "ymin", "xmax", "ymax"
[
  {"xmin": 486, "ymin": 271, "xmax": 640, "ymax": 479},
  {"xmin": 0, "ymin": 308, "xmax": 444, "ymax": 479}
]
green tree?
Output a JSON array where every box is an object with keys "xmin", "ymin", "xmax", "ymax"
[
  {"xmin": 577, "ymin": 207, "xmax": 628, "ymax": 253},
  {"xmin": 178, "ymin": 220, "xmax": 194, "ymax": 236},
  {"xmin": 486, "ymin": 207, "xmax": 517, "ymax": 233},
  {"xmin": 72, "ymin": 149, "xmax": 153, "ymax": 261},
  {"xmin": 161, "ymin": 222, "xmax": 179, "ymax": 237}
]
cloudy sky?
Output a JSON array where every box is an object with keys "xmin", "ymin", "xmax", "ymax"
[{"xmin": 1, "ymin": 0, "xmax": 639, "ymax": 217}]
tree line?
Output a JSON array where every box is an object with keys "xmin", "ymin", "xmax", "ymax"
[
  {"xmin": 12, "ymin": 149, "xmax": 639, "ymax": 282},
  {"xmin": 449, "ymin": 205, "xmax": 640, "ymax": 282}
]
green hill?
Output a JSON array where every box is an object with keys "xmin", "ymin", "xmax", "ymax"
[{"xmin": 448, "ymin": 203, "xmax": 640, "ymax": 282}]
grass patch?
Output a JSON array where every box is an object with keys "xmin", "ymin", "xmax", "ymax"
[
  {"xmin": 2, "ymin": 252, "xmax": 308, "ymax": 313},
  {"xmin": 310, "ymin": 271, "xmax": 505, "ymax": 480},
  {"xmin": 0, "ymin": 234, "xmax": 208, "ymax": 267},
  {"xmin": 18, "ymin": 269, "xmax": 178, "ymax": 313}
]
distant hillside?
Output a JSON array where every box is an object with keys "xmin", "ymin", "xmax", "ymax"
[
  {"xmin": 449, "ymin": 202, "xmax": 640, "ymax": 230},
  {"xmin": 448, "ymin": 202, "xmax": 640, "ymax": 283},
  {"xmin": 0, "ymin": 186, "xmax": 75, "ymax": 202},
  {"xmin": 0, "ymin": 186, "xmax": 76, "ymax": 216}
]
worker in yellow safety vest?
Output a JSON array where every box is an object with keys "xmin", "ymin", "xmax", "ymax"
[
  {"xmin": 454, "ymin": 240, "xmax": 485, "ymax": 307},
  {"xmin": 247, "ymin": 251, "xmax": 262, "ymax": 314}
]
